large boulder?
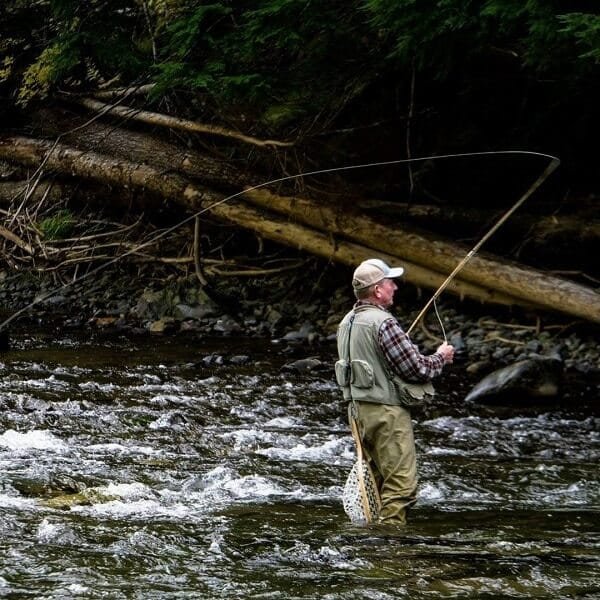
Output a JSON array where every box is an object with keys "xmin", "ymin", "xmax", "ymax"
[{"xmin": 465, "ymin": 355, "xmax": 563, "ymax": 403}]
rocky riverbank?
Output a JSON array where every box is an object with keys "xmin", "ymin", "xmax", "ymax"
[{"xmin": 0, "ymin": 260, "xmax": 598, "ymax": 400}]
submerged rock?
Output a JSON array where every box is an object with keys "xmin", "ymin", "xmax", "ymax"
[
  {"xmin": 43, "ymin": 487, "xmax": 118, "ymax": 510},
  {"xmin": 465, "ymin": 355, "xmax": 563, "ymax": 403}
]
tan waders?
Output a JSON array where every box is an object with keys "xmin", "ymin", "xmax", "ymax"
[{"xmin": 355, "ymin": 401, "xmax": 417, "ymax": 525}]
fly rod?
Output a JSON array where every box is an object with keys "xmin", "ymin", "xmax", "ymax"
[{"xmin": 407, "ymin": 154, "xmax": 560, "ymax": 337}]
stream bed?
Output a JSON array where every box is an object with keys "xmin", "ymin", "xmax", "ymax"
[{"xmin": 0, "ymin": 331, "xmax": 598, "ymax": 599}]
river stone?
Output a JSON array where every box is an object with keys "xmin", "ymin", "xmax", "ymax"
[
  {"xmin": 149, "ymin": 317, "xmax": 176, "ymax": 333},
  {"xmin": 282, "ymin": 357, "xmax": 324, "ymax": 372},
  {"xmin": 174, "ymin": 303, "xmax": 218, "ymax": 320},
  {"xmin": 43, "ymin": 487, "xmax": 118, "ymax": 509},
  {"xmin": 282, "ymin": 322, "xmax": 314, "ymax": 341},
  {"xmin": 213, "ymin": 316, "xmax": 242, "ymax": 334},
  {"xmin": 465, "ymin": 355, "xmax": 563, "ymax": 403},
  {"xmin": 230, "ymin": 355, "xmax": 250, "ymax": 365}
]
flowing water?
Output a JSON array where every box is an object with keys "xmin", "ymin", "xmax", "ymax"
[{"xmin": 0, "ymin": 330, "xmax": 598, "ymax": 599}]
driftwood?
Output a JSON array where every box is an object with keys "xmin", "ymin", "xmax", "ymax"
[{"xmin": 1, "ymin": 134, "xmax": 598, "ymax": 323}]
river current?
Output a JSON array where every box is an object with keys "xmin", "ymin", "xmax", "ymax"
[{"xmin": 0, "ymin": 331, "xmax": 598, "ymax": 598}]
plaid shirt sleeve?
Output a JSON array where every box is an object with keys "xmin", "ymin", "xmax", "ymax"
[{"xmin": 378, "ymin": 317, "xmax": 445, "ymax": 382}]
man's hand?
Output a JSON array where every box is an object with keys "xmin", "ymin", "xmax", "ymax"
[{"xmin": 437, "ymin": 341, "xmax": 455, "ymax": 364}]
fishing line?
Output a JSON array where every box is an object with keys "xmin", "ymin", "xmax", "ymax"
[
  {"xmin": 433, "ymin": 298, "xmax": 447, "ymax": 343},
  {"xmin": 0, "ymin": 149, "xmax": 559, "ymax": 333}
]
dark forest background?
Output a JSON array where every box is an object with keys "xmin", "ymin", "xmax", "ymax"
[{"xmin": 0, "ymin": 1, "xmax": 598, "ymax": 289}]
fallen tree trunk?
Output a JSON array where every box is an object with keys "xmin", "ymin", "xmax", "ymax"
[
  {"xmin": 32, "ymin": 108, "xmax": 260, "ymax": 190},
  {"xmin": 64, "ymin": 96, "xmax": 293, "ymax": 148},
  {"xmin": 195, "ymin": 201, "xmax": 526, "ymax": 308},
  {"xmin": 0, "ymin": 134, "xmax": 524, "ymax": 306},
  {"xmin": 358, "ymin": 199, "xmax": 600, "ymax": 252},
  {"xmin": 1, "ymin": 135, "xmax": 598, "ymax": 323},
  {"xmin": 242, "ymin": 188, "xmax": 600, "ymax": 323}
]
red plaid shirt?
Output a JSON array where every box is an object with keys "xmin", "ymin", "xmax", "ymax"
[{"xmin": 355, "ymin": 301, "xmax": 445, "ymax": 382}]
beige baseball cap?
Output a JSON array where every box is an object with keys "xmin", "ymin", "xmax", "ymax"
[{"xmin": 352, "ymin": 258, "xmax": 404, "ymax": 290}]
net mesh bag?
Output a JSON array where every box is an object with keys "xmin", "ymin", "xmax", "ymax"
[
  {"xmin": 342, "ymin": 405, "xmax": 381, "ymax": 524},
  {"xmin": 342, "ymin": 456, "xmax": 380, "ymax": 524}
]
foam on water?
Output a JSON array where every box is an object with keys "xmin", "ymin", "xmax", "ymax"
[
  {"xmin": 36, "ymin": 518, "xmax": 77, "ymax": 545},
  {"xmin": 73, "ymin": 498, "xmax": 191, "ymax": 519},
  {"xmin": 0, "ymin": 493, "xmax": 37, "ymax": 509},
  {"xmin": 264, "ymin": 416, "xmax": 305, "ymax": 429},
  {"xmin": 0, "ymin": 429, "xmax": 69, "ymax": 452},
  {"xmin": 84, "ymin": 442, "xmax": 159, "ymax": 456},
  {"xmin": 256, "ymin": 435, "xmax": 354, "ymax": 463},
  {"xmin": 78, "ymin": 381, "xmax": 120, "ymax": 392},
  {"xmin": 8, "ymin": 376, "xmax": 70, "ymax": 390}
]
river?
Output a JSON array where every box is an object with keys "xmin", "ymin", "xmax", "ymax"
[{"xmin": 0, "ymin": 330, "xmax": 598, "ymax": 598}]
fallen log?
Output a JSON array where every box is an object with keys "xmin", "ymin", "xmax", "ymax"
[
  {"xmin": 0, "ymin": 134, "xmax": 524, "ymax": 307},
  {"xmin": 195, "ymin": 200, "xmax": 527, "ymax": 308},
  {"xmin": 1, "ymin": 135, "xmax": 598, "ymax": 322},
  {"xmin": 64, "ymin": 96, "xmax": 293, "ymax": 148},
  {"xmin": 32, "ymin": 108, "xmax": 260, "ymax": 190},
  {"xmin": 242, "ymin": 188, "xmax": 600, "ymax": 324},
  {"xmin": 358, "ymin": 199, "xmax": 600, "ymax": 253}
]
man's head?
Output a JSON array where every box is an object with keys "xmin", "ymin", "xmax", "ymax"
[{"xmin": 352, "ymin": 258, "xmax": 404, "ymax": 307}]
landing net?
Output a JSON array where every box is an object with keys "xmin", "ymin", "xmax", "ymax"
[{"xmin": 342, "ymin": 405, "xmax": 381, "ymax": 524}]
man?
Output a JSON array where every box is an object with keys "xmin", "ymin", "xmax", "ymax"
[{"xmin": 336, "ymin": 258, "xmax": 454, "ymax": 525}]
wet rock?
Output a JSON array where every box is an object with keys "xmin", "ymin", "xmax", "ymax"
[
  {"xmin": 264, "ymin": 306, "xmax": 283, "ymax": 327},
  {"xmin": 43, "ymin": 487, "xmax": 118, "ymax": 510},
  {"xmin": 202, "ymin": 353, "xmax": 224, "ymax": 366},
  {"xmin": 525, "ymin": 339, "xmax": 542, "ymax": 353},
  {"xmin": 213, "ymin": 316, "xmax": 242, "ymax": 335},
  {"xmin": 449, "ymin": 332, "xmax": 467, "ymax": 361},
  {"xmin": 91, "ymin": 316, "xmax": 118, "ymax": 329},
  {"xmin": 174, "ymin": 303, "xmax": 218, "ymax": 320},
  {"xmin": 179, "ymin": 319, "xmax": 204, "ymax": 332},
  {"xmin": 282, "ymin": 322, "xmax": 315, "ymax": 342},
  {"xmin": 133, "ymin": 288, "xmax": 179, "ymax": 320},
  {"xmin": 149, "ymin": 317, "xmax": 176, "ymax": 334},
  {"xmin": 20, "ymin": 398, "xmax": 50, "ymax": 412},
  {"xmin": 49, "ymin": 474, "xmax": 86, "ymax": 495},
  {"xmin": 465, "ymin": 360, "xmax": 491, "ymax": 376},
  {"xmin": 465, "ymin": 355, "xmax": 563, "ymax": 403},
  {"xmin": 230, "ymin": 355, "xmax": 250, "ymax": 365},
  {"xmin": 282, "ymin": 357, "xmax": 326, "ymax": 373}
]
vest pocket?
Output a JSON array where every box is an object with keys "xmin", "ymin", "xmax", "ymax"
[
  {"xmin": 350, "ymin": 360, "xmax": 374, "ymax": 388},
  {"xmin": 334, "ymin": 359, "xmax": 351, "ymax": 387},
  {"xmin": 393, "ymin": 378, "xmax": 435, "ymax": 407}
]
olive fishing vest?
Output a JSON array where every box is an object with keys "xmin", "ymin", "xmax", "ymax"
[{"xmin": 335, "ymin": 304, "xmax": 434, "ymax": 407}]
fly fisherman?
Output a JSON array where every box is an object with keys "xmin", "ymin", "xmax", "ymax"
[{"xmin": 336, "ymin": 258, "xmax": 455, "ymax": 526}]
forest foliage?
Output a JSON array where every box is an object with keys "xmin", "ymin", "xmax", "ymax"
[{"xmin": 1, "ymin": 1, "xmax": 599, "ymax": 188}]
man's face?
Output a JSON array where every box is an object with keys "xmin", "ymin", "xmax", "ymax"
[{"xmin": 374, "ymin": 278, "xmax": 398, "ymax": 308}]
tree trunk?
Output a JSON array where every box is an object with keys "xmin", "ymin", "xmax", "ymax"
[
  {"xmin": 242, "ymin": 188, "xmax": 600, "ymax": 323},
  {"xmin": 197, "ymin": 200, "xmax": 526, "ymax": 308},
  {"xmin": 32, "ymin": 108, "xmax": 260, "ymax": 190},
  {"xmin": 358, "ymin": 199, "xmax": 600, "ymax": 253},
  {"xmin": 64, "ymin": 96, "xmax": 293, "ymax": 148},
  {"xmin": 1, "ymin": 134, "xmax": 598, "ymax": 323}
]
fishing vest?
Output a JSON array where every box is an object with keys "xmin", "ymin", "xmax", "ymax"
[{"xmin": 335, "ymin": 304, "xmax": 434, "ymax": 407}]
